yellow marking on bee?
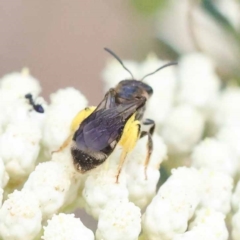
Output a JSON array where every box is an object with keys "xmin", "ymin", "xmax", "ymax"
[
  {"xmin": 116, "ymin": 114, "xmax": 141, "ymax": 182},
  {"xmin": 119, "ymin": 113, "xmax": 140, "ymax": 151},
  {"xmin": 70, "ymin": 106, "xmax": 96, "ymax": 132},
  {"xmin": 52, "ymin": 106, "xmax": 96, "ymax": 154}
]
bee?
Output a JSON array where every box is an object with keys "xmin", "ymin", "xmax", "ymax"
[
  {"xmin": 55, "ymin": 49, "xmax": 177, "ymax": 182},
  {"xmin": 55, "ymin": 88, "xmax": 145, "ymax": 182},
  {"xmin": 25, "ymin": 93, "xmax": 44, "ymax": 113},
  {"xmin": 103, "ymin": 48, "xmax": 177, "ymax": 178}
]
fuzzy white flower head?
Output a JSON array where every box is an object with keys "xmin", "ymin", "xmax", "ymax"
[
  {"xmin": 142, "ymin": 196, "xmax": 189, "ymax": 240},
  {"xmin": 0, "ymin": 92, "xmax": 46, "ymax": 133},
  {"xmin": 142, "ymin": 167, "xmax": 202, "ymax": 240},
  {"xmin": 42, "ymin": 87, "xmax": 88, "ymax": 154},
  {"xmin": 174, "ymin": 208, "xmax": 228, "ymax": 240},
  {"xmin": 141, "ymin": 55, "xmax": 177, "ymax": 127},
  {"xmin": 158, "ymin": 167, "xmax": 202, "ymax": 217},
  {"xmin": 23, "ymin": 161, "xmax": 71, "ymax": 220},
  {"xmin": 173, "ymin": 229, "xmax": 217, "ymax": 240},
  {"xmin": 193, "ymin": 208, "xmax": 228, "ymax": 240},
  {"xmin": 211, "ymin": 87, "xmax": 240, "ymax": 131},
  {"xmin": 102, "ymin": 59, "xmax": 139, "ymax": 91},
  {"xmin": 125, "ymin": 134, "xmax": 167, "ymax": 208},
  {"xmin": 0, "ymin": 188, "xmax": 3, "ymax": 207},
  {"xmin": 177, "ymin": 53, "xmax": 220, "ymax": 113},
  {"xmin": 42, "ymin": 213, "xmax": 94, "ymax": 240},
  {"xmin": 191, "ymin": 138, "xmax": 239, "ymax": 177},
  {"xmin": 0, "ymin": 121, "xmax": 41, "ymax": 182},
  {"xmin": 231, "ymin": 180, "xmax": 240, "ymax": 212},
  {"xmin": 0, "ymin": 158, "xmax": 9, "ymax": 188},
  {"xmin": 199, "ymin": 169, "xmax": 233, "ymax": 214},
  {"xmin": 0, "ymin": 68, "xmax": 41, "ymax": 97},
  {"xmin": 51, "ymin": 146, "xmax": 83, "ymax": 208},
  {"xmin": 217, "ymin": 125, "xmax": 240, "ymax": 159},
  {"xmin": 0, "ymin": 190, "xmax": 42, "ymax": 240},
  {"xmin": 161, "ymin": 104, "xmax": 205, "ymax": 155},
  {"xmin": 232, "ymin": 206, "xmax": 240, "ymax": 240},
  {"xmin": 96, "ymin": 200, "xmax": 141, "ymax": 240},
  {"xmin": 82, "ymin": 168, "xmax": 129, "ymax": 219}
]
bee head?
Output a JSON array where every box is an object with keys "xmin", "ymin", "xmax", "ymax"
[
  {"xmin": 115, "ymin": 80, "xmax": 153, "ymax": 101},
  {"xmin": 104, "ymin": 48, "xmax": 177, "ymax": 101}
]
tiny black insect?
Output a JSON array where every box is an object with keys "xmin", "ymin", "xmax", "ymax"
[{"xmin": 25, "ymin": 93, "xmax": 44, "ymax": 113}]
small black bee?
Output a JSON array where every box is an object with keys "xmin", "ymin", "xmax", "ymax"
[
  {"xmin": 25, "ymin": 93, "xmax": 44, "ymax": 113},
  {"xmin": 104, "ymin": 48, "xmax": 177, "ymax": 178},
  {"xmin": 55, "ymin": 49, "xmax": 176, "ymax": 182},
  {"xmin": 71, "ymin": 88, "xmax": 146, "ymax": 174}
]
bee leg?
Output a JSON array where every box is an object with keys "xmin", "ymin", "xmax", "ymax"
[
  {"xmin": 141, "ymin": 118, "xmax": 155, "ymax": 180},
  {"xmin": 52, "ymin": 106, "xmax": 96, "ymax": 154},
  {"xmin": 51, "ymin": 134, "xmax": 73, "ymax": 154},
  {"xmin": 142, "ymin": 118, "xmax": 155, "ymax": 135},
  {"xmin": 140, "ymin": 131, "xmax": 153, "ymax": 180},
  {"xmin": 116, "ymin": 150, "xmax": 128, "ymax": 183},
  {"xmin": 116, "ymin": 116, "xmax": 141, "ymax": 183}
]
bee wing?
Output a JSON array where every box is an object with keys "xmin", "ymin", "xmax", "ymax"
[
  {"xmin": 74, "ymin": 98, "xmax": 146, "ymax": 151},
  {"xmin": 94, "ymin": 88, "xmax": 117, "ymax": 110}
]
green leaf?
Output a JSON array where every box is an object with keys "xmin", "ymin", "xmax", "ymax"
[
  {"xmin": 130, "ymin": 0, "xmax": 166, "ymax": 15},
  {"xmin": 202, "ymin": 0, "xmax": 240, "ymax": 41}
]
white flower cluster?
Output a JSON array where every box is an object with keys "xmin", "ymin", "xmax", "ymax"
[{"xmin": 0, "ymin": 48, "xmax": 239, "ymax": 240}]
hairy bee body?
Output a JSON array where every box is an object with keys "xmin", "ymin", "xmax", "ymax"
[
  {"xmin": 55, "ymin": 48, "xmax": 176, "ymax": 181},
  {"xmin": 68, "ymin": 89, "xmax": 145, "ymax": 174}
]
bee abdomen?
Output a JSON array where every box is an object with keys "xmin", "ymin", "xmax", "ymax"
[{"xmin": 71, "ymin": 147, "xmax": 107, "ymax": 173}]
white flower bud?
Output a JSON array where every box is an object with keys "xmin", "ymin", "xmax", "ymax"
[
  {"xmin": 96, "ymin": 200, "xmax": 141, "ymax": 240},
  {"xmin": 0, "ymin": 158, "xmax": 9, "ymax": 188},
  {"xmin": 42, "ymin": 213, "xmax": 94, "ymax": 240},
  {"xmin": 51, "ymin": 146, "xmax": 83, "ymax": 208},
  {"xmin": 0, "ymin": 69, "xmax": 41, "ymax": 98},
  {"xmin": 102, "ymin": 60, "xmax": 139, "ymax": 91},
  {"xmin": 191, "ymin": 138, "xmax": 239, "ymax": 177},
  {"xmin": 177, "ymin": 53, "xmax": 220, "ymax": 113},
  {"xmin": 142, "ymin": 167, "xmax": 202, "ymax": 240},
  {"xmin": 232, "ymin": 206, "xmax": 240, "ymax": 240},
  {"xmin": 0, "ymin": 190, "xmax": 42, "ymax": 240},
  {"xmin": 211, "ymin": 87, "xmax": 240, "ymax": 130},
  {"xmin": 217, "ymin": 126, "xmax": 240, "ymax": 159},
  {"xmin": 141, "ymin": 55, "xmax": 177, "ymax": 127},
  {"xmin": 125, "ymin": 134, "xmax": 167, "ymax": 208},
  {"xmin": 0, "ymin": 87, "xmax": 46, "ymax": 134},
  {"xmin": 0, "ymin": 121, "xmax": 41, "ymax": 182},
  {"xmin": 42, "ymin": 87, "xmax": 88, "ymax": 154},
  {"xmin": 200, "ymin": 169, "xmax": 233, "ymax": 214},
  {"xmin": 23, "ymin": 161, "xmax": 71, "ymax": 219},
  {"xmin": 161, "ymin": 104, "xmax": 205, "ymax": 155},
  {"xmin": 82, "ymin": 169, "xmax": 129, "ymax": 219},
  {"xmin": 0, "ymin": 188, "xmax": 3, "ymax": 207},
  {"xmin": 174, "ymin": 208, "xmax": 228, "ymax": 240},
  {"xmin": 232, "ymin": 180, "xmax": 240, "ymax": 212}
]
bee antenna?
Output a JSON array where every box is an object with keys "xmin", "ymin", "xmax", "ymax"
[
  {"xmin": 104, "ymin": 48, "xmax": 134, "ymax": 79},
  {"xmin": 141, "ymin": 62, "xmax": 178, "ymax": 81}
]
